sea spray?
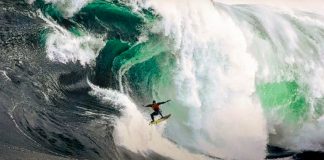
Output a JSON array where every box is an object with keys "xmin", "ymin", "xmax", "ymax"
[{"xmin": 88, "ymin": 82, "xmax": 207, "ymax": 160}]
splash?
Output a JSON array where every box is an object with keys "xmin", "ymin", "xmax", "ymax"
[
  {"xmin": 39, "ymin": 12, "xmax": 104, "ymax": 65},
  {"xmin": 88, "ymin": 82, "xmax": 207, "ymax": 160}
]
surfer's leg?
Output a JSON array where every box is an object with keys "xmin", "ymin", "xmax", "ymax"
[
  {"xmin": 150, "ymin": 111, "xmax": 158, "ymax": 122},
  {"xmin": 159, "ymin": 110, "xmax": 164, "ymax": 118}
]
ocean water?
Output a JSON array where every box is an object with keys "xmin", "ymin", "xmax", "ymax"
[{"xmin": 1, "ymin": 0, "xmax": 324, "ymax": 159}]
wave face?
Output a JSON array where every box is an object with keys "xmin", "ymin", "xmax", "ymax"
[{"xmin": 2, "ymin": 0, "xmax": 324, "ymax": 159}]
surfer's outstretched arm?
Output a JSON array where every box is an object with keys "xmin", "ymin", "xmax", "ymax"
[
  {"xmin": 158, "ymin": 100, "xmax": 171, "ymax": 105},
  {"xmin": 143, "ymin": 104, "xmax": 152, "ymax": 107}
]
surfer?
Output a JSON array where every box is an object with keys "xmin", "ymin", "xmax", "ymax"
[{"xmin": 144, "ymin": 100, "xmax": 171, "ymax": 123}]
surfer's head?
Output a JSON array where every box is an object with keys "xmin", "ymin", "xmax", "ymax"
[{"xmin": 152, "ymin": 100, "xmax": 156, "ymax": 104}]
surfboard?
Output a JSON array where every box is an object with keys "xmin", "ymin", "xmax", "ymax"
[{"xmin": 149, "ymin": 114, "xmax": 171, "ymax": 125}]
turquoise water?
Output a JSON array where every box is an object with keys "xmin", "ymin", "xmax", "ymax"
[{"xmin": 257, "ymin": 81, "xmax": 308, "ymax": 124}]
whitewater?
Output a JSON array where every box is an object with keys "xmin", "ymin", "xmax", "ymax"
[
  {"xmin": 2, "ymin": 0, "xmax": 324, "ymax": 159},
  {"xmin": 39, "ymin": 0, "xmax": 324, "ymax": 159}
]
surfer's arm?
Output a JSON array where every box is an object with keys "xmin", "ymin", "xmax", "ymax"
[
  {"xmin": 158, "ymin": 100, "xmax": 171, "ymax": 105},
  {"xmin": 143, "ymin": 104, "xmax": 152, "ymax": 107}
]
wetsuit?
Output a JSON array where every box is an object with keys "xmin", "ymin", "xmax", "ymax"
[{"xmin": 150, "ymin": 103, "xmax": 163, "ymax": 121}]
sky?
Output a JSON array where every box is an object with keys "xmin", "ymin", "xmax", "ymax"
[{"xmin": 215, "ymin": 0, "xmax": 324, "ymax": 14}]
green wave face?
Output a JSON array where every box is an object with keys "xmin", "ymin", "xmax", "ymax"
[
  {"xmin": 74, "ymin": 0, "xmax": 145, "ymax": 41},
  {"xmin": 257, "ymin": 81, "xmax": 308, "ymax": 124}
]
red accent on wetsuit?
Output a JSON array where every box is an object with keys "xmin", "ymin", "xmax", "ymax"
[{"xmin": 152, "ymin": 103, "xmax": 160, "ymax": 111}]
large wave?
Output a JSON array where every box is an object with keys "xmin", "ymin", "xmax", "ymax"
[{"xmin": 3, "ymin": 0, "xmax": 324, "ymax": 159}]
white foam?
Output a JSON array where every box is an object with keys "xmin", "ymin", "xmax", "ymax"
[
  {"xmin": 39, "ymin": 11, "xmax": 104, "ymax": 66},
  {"xmin": 88, "ymin": 82, "xmax": 206, "ymax": 160},
  {"xmin": 215, "ymin": 0, "xmax": 324, "ymax": 15},
  {"xmin": 221, "ymin": 2, "xmax": 324, "ymax": 153}
]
